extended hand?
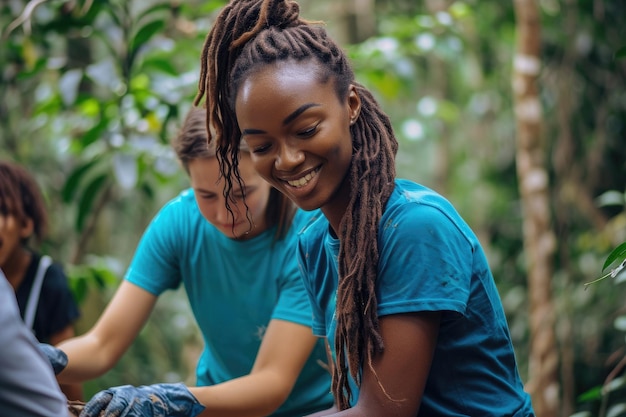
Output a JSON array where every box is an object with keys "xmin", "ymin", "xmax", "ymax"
[
  {"xmin": 81, "ymin": 383, "xmax": 205, "ymax": 417},
  {"xmin": 37, "ymin": 343, "xmax": 68, "ymax": 375}
]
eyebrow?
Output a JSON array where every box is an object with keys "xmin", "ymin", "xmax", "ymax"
[
  {"xmin": 241, "ymin": 103, "xmax": 321, "ymax": 135},
  {"xmin": 193, "ymin": 187, "xmax": 217, "ymax": 195},
  {"xmin": 194, "ymin": 185, "xmax": 254, "ymax": 195}
]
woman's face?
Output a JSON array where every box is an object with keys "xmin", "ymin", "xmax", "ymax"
[
  {"xmin": 235, "ymin": 60, "xmax": 360, "ymax": 226},
  {"xmin": 188, "ymin": 153, "xmax": 271, "ymax": 239},
  {"xmin": 0, "ymin": 212, "xmax": 30, "ymax": 267}
]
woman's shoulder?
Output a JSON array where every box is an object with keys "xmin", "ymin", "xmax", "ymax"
[
  {"xmin": 161, "ymin": 188, "xmax": 198, "ymax": 212},
  {"xmin": 390, "ymin": 179, "xmax": 448, "ymax": 206},
  {"xmin": 383, "ymin": 179, "xmax": 476, "ymax": 245},
  {"xmin": 386, "ymin": 179, "xmax": 462, "ymax": 221},
  {"xmin": 152, "ymin": 188, "xmax": 205, "ymax": 225}
]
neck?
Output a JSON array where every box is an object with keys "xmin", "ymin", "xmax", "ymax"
[
  {"xmin": 321, "ymin": 181, "xmax": 351, "ymax": 238},
  {"xmin": 2, "ymin": 247, "xmax": 32, "ymax": 290}
]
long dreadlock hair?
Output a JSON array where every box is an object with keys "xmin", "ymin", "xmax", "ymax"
[
  {"xmin": 172, "ymin": 106, "xmax": 295, "ymax": 240},
  {"xmin": 195, "ymin": 0, "xmax": 399, "ymax": 409}
]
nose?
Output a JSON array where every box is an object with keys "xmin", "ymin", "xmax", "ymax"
[
  {"xmin": 275, "ymin": 141, "xmax": 304, "ymax": 171},
  {"xmin": 214, "ymin": 202, "xmax": 235, "ymax": 225}
]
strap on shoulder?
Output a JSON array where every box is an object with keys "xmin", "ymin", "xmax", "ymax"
[{"xmin": 24, "ymin": 255, "xmax": 53, "ymax": 330}]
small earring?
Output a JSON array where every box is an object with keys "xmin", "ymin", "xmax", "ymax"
[{"xmin": 350, "ymin": 118, "xmax": 356, "ymax": 125}]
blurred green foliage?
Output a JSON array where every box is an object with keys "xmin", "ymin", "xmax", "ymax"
[
  {"xmin": 1, "ymin": 0, "xmax": 222, "ymax": 397},
  {"xmin": 1, "ymin": 0, "xmax": 625, "ymax": 415}
]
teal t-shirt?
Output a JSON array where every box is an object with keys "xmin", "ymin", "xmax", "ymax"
[
  {"xmin": 126, "ymin": 189, "xmax": 333, "ymax": 417},
  {"xmin": 298, "ymin": 179, "xmax": 535, "ymax": 416}
]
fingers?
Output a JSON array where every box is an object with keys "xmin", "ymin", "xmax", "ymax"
[
  {"xmin": 79, "ymin": 383, "xmax": 205, "ymax": 417},
  {"xmin": 80, "ymin": 390, "xmax": 114, "ymax": 417}
]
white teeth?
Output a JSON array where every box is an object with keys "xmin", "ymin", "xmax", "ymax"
[{"xmin": 287, "ymin": 169, "xmax": 318, "ymax": 188}]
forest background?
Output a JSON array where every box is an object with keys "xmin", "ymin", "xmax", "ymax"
[{"xmin": 1, "ymin": 0, "xmax": 625, "ymax": 416}]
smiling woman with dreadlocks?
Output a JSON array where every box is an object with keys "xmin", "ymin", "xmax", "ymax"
[
  {"xmin": 194, "ymin": 0, "xmax": 536, "ymax": 416},
  {"xmin": 39, "ymin": 107, "xmax": 334, "ymax": 417}
]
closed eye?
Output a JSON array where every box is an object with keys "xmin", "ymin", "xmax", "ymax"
[
  {"xmin": 251, "ymin": 143, "xmax": 271, "ymax": 154},
  {"xmin": 233, "ymin": 190, "xmax": 247, "ymax": 200},
  {"xmin": 297, "ymin": 123, "xmax": 319, "ymax": 138},
  {"xmin": 197, "ymin": 192, "xmax": 217, "ymax": 200}
]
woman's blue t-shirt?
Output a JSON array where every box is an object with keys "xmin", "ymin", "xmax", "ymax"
[
  {"xmin": 297, "ymin": 179, "xmax": 535, "ymax": 416},
  {"xmin": 126, "ymin": 189, "xmax": 333, "ymax": 417}
]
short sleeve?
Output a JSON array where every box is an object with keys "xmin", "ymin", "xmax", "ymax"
[
  {"xmin": 270, "ymin": 223, "xmax": 317, "ymax": 328},
  {"xmin": 377, "ymin": 202, "xmax": 474, "ymax": 318},
  {"xmin": 125, "ymin": 202, "xmax": 183, "ymax": 295},
  {"xmin": 298, "ymin": 240, "xmax": 328, "ymax": 336},
  {"xmin": 271, "ymin": 256, "xmax": 315, "ymax": 328},
  {"xmin": 296, "ymin": 229, "xmax": 330, "ymax": 338}
]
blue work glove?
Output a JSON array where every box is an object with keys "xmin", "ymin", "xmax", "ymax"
[
  {"xmin": 81, "ymin": 383, "xmax": 205, "ymax": 417},
  {"xmin": 37, "ymin": 343, "xmax": 68, "ymax": 375}
]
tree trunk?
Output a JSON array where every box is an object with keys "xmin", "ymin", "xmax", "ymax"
[{"xmin": 511, "ymin": 0, "xmax": 560, "ymax": 416}]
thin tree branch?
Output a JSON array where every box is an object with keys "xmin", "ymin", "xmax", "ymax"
[{"xmin": 3, "ymin": 0, "xmax": 49, "ymax": 38}]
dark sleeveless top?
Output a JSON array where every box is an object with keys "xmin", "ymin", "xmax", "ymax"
[{"xmin": 14, "ymin": 252, "xmax": 80, "ymax": 343}]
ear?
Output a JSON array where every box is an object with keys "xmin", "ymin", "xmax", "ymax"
[
  {"xmin": 347, "ymin": 84, "xmax": 361, "ymax": 126},
  {"xmin": 20, "ymin": 217, "xmax": 34, "ymax": 240}
]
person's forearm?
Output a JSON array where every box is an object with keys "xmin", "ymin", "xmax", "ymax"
[
  {"xmin": 51, "ymin": 326, "xmax": 84, "ymax": 400},
  {"xmin": 55, "ymin": 281, "xmax": 156, "ymax": 384},
  {"xmin": 55, "ymin": 333, "xmax": 118, "ymax": 383},
  {"xmin": 60, "ymin": 382, "xmax": 83, "ymax": 401},
  {"xmin": 190, "ymin": 370, "xmax": 292, "ymax": 417}
]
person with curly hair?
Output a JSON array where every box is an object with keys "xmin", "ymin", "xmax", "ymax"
[{"xmin": 0, "ymin": 159, "xmax": 82, "ymax": 401}]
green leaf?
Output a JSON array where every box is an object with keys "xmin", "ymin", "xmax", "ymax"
[
  {"xmin": 615, "ymin": 46, "xmax": 626, "ymax": 60},
  {"xmin": 61, "ymin": 159, "xmax": 101, "ymax": 203},
  {"xmin": 577, "ymin": 385, "xmax": 603, "ymax": 402},
  {"xmin": 92, "ymin": 30, "xmax": 122, "ymax": 59},
  {"xmin": 135, "ymin": 3, "xmax": 173, "ymax": 23},
  {"xmin": 603, "ymin": 242, "xmax": 626, "ymax": 272},
  {"xmin": 140, "ymin": 57, "xmax": 178, "ymax": 75},
  {"xmin": 68, "ymin": 275, "xmax": 89, "ymax": 305},
  {"xmin": 76, "ymin": 174, "xmax": 108, "ymax": 231},
  {"xmin": 130, "ymin": 20, "xmax": 166, "ymax": 60},
  {"xmin": 78, "ymin": 119, "xmax": 108, "ymax": 149},
  {"xmin": 141, "ymin": 182, "xmax": 155, "ymax": 199},
  {"xmin": 102, "ymin": 4, "xmax": 123, "ymax": 28},
  {"xmin": 91, "ymin": 267, "xmax": 119, "ymax": 288}
]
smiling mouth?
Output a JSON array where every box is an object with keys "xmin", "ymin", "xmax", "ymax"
[{"xmin": 286, "ymin": 167, "xmax": 320, "ymax": 188}]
